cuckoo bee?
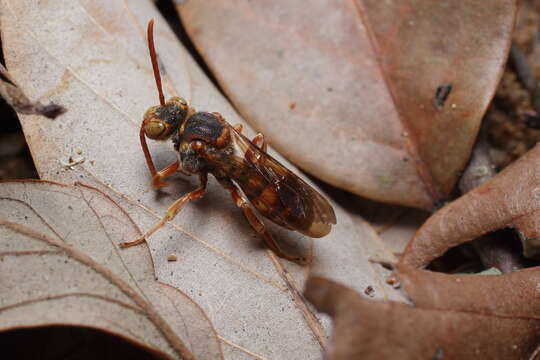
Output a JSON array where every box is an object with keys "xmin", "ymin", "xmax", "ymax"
[{"xmin": 121, "ymin": 20, "xmax": 336, "ymax": 264}]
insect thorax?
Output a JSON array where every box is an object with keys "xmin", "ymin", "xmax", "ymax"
[
  {"xmin": 174, "ymin": 112, "xmax": 231, "ymax": 175},
  {"xmin": 183, "ymin": 112, "xmax": 225, "ymax": 145}
]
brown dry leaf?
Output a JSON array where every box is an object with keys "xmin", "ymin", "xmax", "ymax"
[
  {"xmin": 305, "ymin": 275, "xmax": 540, "ymax": 360},
  {"xmin": 397, "ymin": 265, "xmax": 540, "ymax": 320},
  {"xmin": 398, "ymin": 144, "xmax": 540, "ymax": 270},
  {"xmin": 0, "ymin": 180, "xmax": 222, "ymax": 360},
  {"xmin": 0, "ymin": 1, "xmax": 401, "ymax": 358},
  {"xmin": 177, "ymin": 0, "xmax": 516, "ymax": 210}
]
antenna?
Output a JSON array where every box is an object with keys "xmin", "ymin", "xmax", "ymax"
[
  {"xmin": 147, "ymin": 19, "xmax": 165, "ymax": 106},
  {"xmin": 140, "ymin": 19, "xmax": 161, "ymax": 180}
]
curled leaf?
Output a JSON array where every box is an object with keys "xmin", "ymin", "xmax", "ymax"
[
  {"xmin": 396, "ymin": 265, "xmax": 540, "ymax": 319},
  {"xmin": 305, "ymin": 275, "xmax": 540, "ymax": 360},
  {"xmin": 399, "ymin": 144, "xmax": 540, "ymax": 269}
]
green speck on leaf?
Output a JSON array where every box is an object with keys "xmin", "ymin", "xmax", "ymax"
[{"xmin": 378, "ymin": 173, "xmax": 395, "ymax": 188}]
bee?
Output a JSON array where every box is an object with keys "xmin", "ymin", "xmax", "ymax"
[{"xmin": 121, "ymin": 20, "xmax": 336, "ymax": 264}]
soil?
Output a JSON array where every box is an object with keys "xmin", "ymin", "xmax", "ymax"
[{"xmin": 486, "ymin": 0, "xmax": 540, "ymax": 168}]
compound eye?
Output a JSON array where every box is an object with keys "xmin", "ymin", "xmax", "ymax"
[
  {"xmin": 143, "ymin": 120, "xmax": 168, "ymax": 139},
  {"xmin": 168, "ymin": 96, "xmax": 187, "ymax": 105},
  {"xmin": 144, "ymin": 105, "xmax": 159, "ymax": 119},
  {"xmin": 168, "ymin": 96, "xmax": 189, "ymax": 111}
]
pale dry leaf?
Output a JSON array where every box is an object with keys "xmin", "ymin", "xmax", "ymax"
[
  {"xmin": 0, "ymin": 1, "xmax": 400, "ymax": 359},
  {"xmin": 331, "ymin": 191, "xmax": 429, "ymax": 255},
  {"xmin": 0, "ymin": 180, "xmax": 222, "ymax": 360},
  {"xmin": 0, "ymin": 63, "xmax": 66, "ymax": 119},
  {"xmin": 178, "ymin": 0, "xmax": 516, "ymax": 209}
]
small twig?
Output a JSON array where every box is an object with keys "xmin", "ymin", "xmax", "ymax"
[
  {"xmin": 509, "ymin": 42, "xmax": 540, "ymax": 114},
  {"xmin": 530, "ymin": 86, "xmax": 540, "ymax": 115},
  {"xmin": 60, "ymin": 155, "xmax": 85, "ymax": 169},
  {"xmin": 368, "ymin": 257, "xmax": 395, "ymax": 271},
  {"xmin": 473, "ymin": 234, "xmax": 529, "ymax": 274},
  {"xmin": 459, "ymin": 130, "xmax": 526, "ymax": 273},
  {"xmin": 510, "ymin": 42, "xmax": 534, "ymax": 91},
  {"xmin": 458, "ymin": 131, "xmax": 495, "ymax": 194},
  {"xmin": 0, "ymin": 63, "xmax": 66, "ymax": 119}
]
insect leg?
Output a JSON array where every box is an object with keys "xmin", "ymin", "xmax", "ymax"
[
  {"xmin": 152, "ymin": 160, "xmax": 179, "ymax": 189},
  {"xmin": 121, "ymin": 173, "xmax": 208, "ymax": 248},
  {"xmin": 220, "ymin": 179, "xmax": 306, "ymax": 264},
  {"xmin": 232, "ymin": 123, "xmax": 266, "ymax": 151},
  {"xmin": 251, "ymin": 133, "xmax": 267, "ymax": 152},
  {"xmin": 152, "ymin": 160, "xmax": 192, "ymax": 189},
  {"xmin": 245, "ymin": 133, "xmax": 268, "ymax": 164},
  {"xmin": 233, "ymin": 123, "xmax": 243, "ymax": 133}
]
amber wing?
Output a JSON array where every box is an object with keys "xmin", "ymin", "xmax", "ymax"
[{"xmin": 214, "ymin": 128, "xmax": 336, "ymax": 238}]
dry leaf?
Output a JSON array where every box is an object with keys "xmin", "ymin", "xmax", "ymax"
[
  {"xmin": 398, "ymin": 144, "xmax": 540, "ymax": 270},
  {"xmin": 0, "ymin": 63, "xmax": 65, "ymax": 119},
  {"xmin": 0, "ymin": 180, "xmax": 222, "ymax": 360},
  {"xmin": 396, "ymin": 265, "xmax": 540, "ymax": 321},
  {"xmin": 178, "ymin": 0, "xmax": 516, "ymax": 209},
  {"xmin": 332, "ymin": 191, "xmax": 428, "ymax": 255},
  {"xmin": 0, "ymin": 1, "xmax": 400, "ymax": 358},
  {"xmin": 305, "ymin": 275, "xmax": 540, "ymax": 360}
]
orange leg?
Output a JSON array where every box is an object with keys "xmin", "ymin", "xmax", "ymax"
[
  {"xmin": 233, "ymin": 124, "xmax": 266, "ymax": 152},
  {"xmin": 251, "ymin": 133, "xmax": 267, "ymax": 152},
  {"xmin": 220, "ymin": 180, "xmax": 306, "ymax": 264},
  {"xmin": 233, "ymin": 123, "xmax": 243, "ymax": 133},
  {"xmin": 152, "ymin": 160, "xmax": 192, "ymax": 189},
  {"xmin": 121, "ymin": 174, "xmax": 208, "ymax": 248},
  {"xmin": 245, "ymin": 133, "xmax": 268, "ymax": 164},
  {"xmin": 152, "ymin": 160, "xmax": 179, "ymax": 189}
]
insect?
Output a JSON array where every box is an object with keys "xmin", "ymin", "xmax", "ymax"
[{"xmin": 121, "ymin": 20, "xmax": 336, "ymax": 264}]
